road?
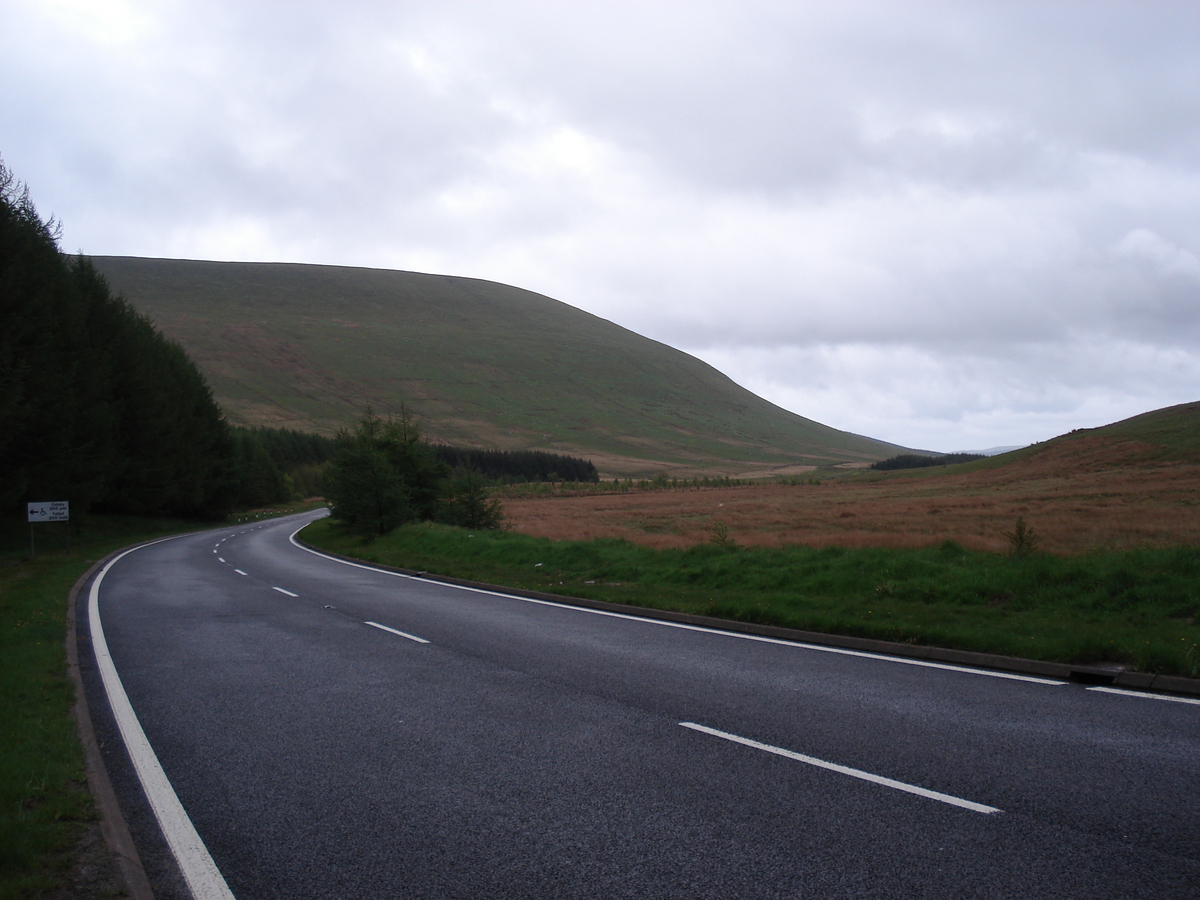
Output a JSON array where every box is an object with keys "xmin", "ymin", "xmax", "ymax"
[{"xmin": 78, "ymin": 510, "xmax": 1200, "ymax": 899}]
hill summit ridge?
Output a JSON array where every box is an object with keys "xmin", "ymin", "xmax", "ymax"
[{"xmin": 93, "ymin": 256, "xmax": 908, "ymax": 475}]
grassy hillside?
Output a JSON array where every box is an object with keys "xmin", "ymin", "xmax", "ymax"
[
  {"xmin": 92, "ymin": 257, "xmax": 906, "ymax": 475},
  {"xmin": 933, "ymin": 400, "xmax": 1200, "ymax": 479},
  {"xmin": 1082, "ymin": 400, "xmax": 1200, "ymax": 458},
  {"xmin": 489, "ymin": 400, "xmax": 1200, "ymax": 557}
]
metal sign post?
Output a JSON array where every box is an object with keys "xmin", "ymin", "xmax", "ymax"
[{"xmin": 27, "ymin": 501, "xmax": 70, "ymax": 557}]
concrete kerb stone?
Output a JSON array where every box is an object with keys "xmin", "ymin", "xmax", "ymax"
[{"xmin": 300, "ymin": 538, "xmax": 1200, "ymax": 699}]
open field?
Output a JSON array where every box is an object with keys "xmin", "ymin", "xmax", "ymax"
[{"xmin": 499, "ymin": 435, "xmax": 1200, "ymax": 555}]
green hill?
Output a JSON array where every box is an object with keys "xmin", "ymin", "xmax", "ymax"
[
  {"xmin": 1003, "ymin": 400, "xmax": 1200, "ymax": 464},
  {"xmin": 1085, "ymin": 401, "xmax": 1200, "ymax": 458},
  {"xmin": 902, "ymin": 400, "xmax": 1200, "ymax": 482},
  {"xmin": 92, "ymin": 256, "xmax": 908, "ymax": 475}
]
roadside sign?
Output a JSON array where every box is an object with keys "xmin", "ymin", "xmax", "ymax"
[
  {"xmin": 27, "ymin": 501, "xmax": 69, "ymax": 522},
  {"xmin": 27, "ymin": 501, "xmax": 70, "ymax": 557}
]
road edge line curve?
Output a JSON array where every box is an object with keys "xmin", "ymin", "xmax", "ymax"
[
  {"xmin": 69, "ymin": 554, "xmax": 156, "ymax": 900},
  {"xmin": 88, "ymin": 536, "xmax": 237, "ymax": 900},
  {"xmin": 289, "ymin": 515, "xmax": 1200, "ymax": 697},
  {"xmin": 288, "ymin": 520, "xmax": 1068, "ymax": 685}
]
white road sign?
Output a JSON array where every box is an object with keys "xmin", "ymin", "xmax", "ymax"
[{"xmin": 28, "ymin": 501, "xmax": 69, "ymax": 522}]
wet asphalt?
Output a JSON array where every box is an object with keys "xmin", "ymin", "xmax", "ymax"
[{"xmin": 78, "ymin": 510, "xmax": 1200, "ymax": 899}]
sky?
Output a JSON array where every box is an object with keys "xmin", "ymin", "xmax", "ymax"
[{"xmin": 3, "ymin": 0, "xmax": 1198, "ymax": 452}]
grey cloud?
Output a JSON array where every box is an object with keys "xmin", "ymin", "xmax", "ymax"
[{"xmin": 2, "ymin": 0, "xmax": 1197, "ymax": 448}]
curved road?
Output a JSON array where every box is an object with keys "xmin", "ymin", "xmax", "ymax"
[{"xmin": 78, "ymin": 511, "xmax": 1199, "ymax": 899}]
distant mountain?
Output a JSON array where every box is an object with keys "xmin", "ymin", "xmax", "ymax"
[{"xmin": 93, "ymin": 257, "xmax": 909, "ymax": 475}]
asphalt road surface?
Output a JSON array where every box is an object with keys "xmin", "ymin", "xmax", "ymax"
[{"xmin": 78, "ymin": 510, "xmax": 1200, "ymax": 899}]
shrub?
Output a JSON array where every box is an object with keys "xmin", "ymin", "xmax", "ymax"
[
  {"xmin": 1004, "ymin": 517, "xmax": 1040, "ymax": 558},
  {"xmin": 440, "ymin": 469, "xmax": 504, "ymax": 530}
]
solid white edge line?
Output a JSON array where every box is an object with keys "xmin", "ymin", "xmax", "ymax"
[
  {"xmin": 89, "ymin": 539, "xmax": 237, "ymax": 900},
  {"xmin": 1087, "ymin": 686, "xmax": 1200, "ymax": 706},
  {"xmin": 365, "ymin": 621, "xmax": 430, "ymax": 644},
  {"xmin": 680, "ymin": 722, "xmax": 1001, "ymax": 815},
  {"xmin": 272, "ymin": 587, "xmax": 299, "ymax": 597},
  {"xmin": 287, "ymin": 521, "xmax": 1064, "ymax": 686}
]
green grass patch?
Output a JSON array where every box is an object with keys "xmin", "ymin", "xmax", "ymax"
[
  {"xmin": 302, "ymin": 519, "xmax": 1200, "ymax": 677},
  {"xmin": 0, "ymin": 514, "xmax": 212, "ymax": 897}
]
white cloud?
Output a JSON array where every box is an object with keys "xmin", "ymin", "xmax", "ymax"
[
  {"xmin": 694, "ymin": 338, "xmax": 1200, "ymax": 451},
  {"xmin": 2, "ymin": 0, "xmax": 1198, "ymax": 450},
  {"xmin": 1115, "ymin": 228, "xmax": 1200, "ymax": 281}
]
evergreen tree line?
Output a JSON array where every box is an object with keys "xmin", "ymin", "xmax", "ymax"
[
  {"xmin": 430, "ymin": 445, "xmax": 599, "ymax": 483},
  {"xmin": 870, "ymin": 452, "xmax": 985, "ymax": 471},
  {"xmin": 230, "ymin": 425, "xmax": 337, "ymax": 504},
  {"xmin": 2, "ymin": 158, "xmax": 595, "ymax": 521},
  {"xmin": 324, "ymin": 409, "xmax": 503, "ymax": 535},
  {"xmin": 236, "ymin": 425, "xmax": 335, "ymax": 468},
  {"xmin": 232, "ymin": 425, "xmax": 601, "ymax": 490},
  {"xmin": 1, "ymin": 160, "xmax": 239, "ymax": 519}
]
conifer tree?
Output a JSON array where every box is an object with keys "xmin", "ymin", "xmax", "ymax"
[{"xmin": 1, "ymin": 157, "xmax": 237, "ymax": 518}]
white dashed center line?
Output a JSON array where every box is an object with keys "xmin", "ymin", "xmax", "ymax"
[
  {"xmin": 289, "ymin": 527, "xmax": 1064, "ymax": 687},
  {"xmin": 234, "ymin": 569, "xmax": 247, "ymax": 576},
  {"xmin": 680, "ymin": 722, "xmax": 1001, "ymax": 815},
  {"xmin": 272, "ymin": 587, "xmax": 298, "ymax": 597},
  {"xmin": 365, "ymin": 621, "xmax": 430, "ymax": 644}
]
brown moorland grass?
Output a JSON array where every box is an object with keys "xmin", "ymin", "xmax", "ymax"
[{"xmin": 500, "ymin": 436, "xmax": 1200, "ymax": 555}]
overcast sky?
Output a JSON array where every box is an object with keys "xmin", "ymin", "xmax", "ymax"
[{"xmin": 4, "ymin": 1, "xmax": 1198, "ymax": 451}]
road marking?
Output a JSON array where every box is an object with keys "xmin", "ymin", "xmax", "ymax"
[
  {"xmin": 680, "ymin": 722, "xmax": 1001, "ymax": 815},
  {"xmin": 89, "ymin": 540, "xmax": 237, "ymax": 900},
  {"xmin": 234, "ymin": 569, "xmax": 247, "ymax": 576},
  {"xmin": 289, "ymin": 524, "xmax": 1063, "ymax": 686},
  {"xmin": 217, "ymin": 557, "xmax": 225, "ymax": 563},
  {"xmin": 272, "ymin": 587, "xmax": 298, "ymax": 597},
  {"xmin": 1087, "ymin": 686, "xmax": 1200, "ymax": 706},
  {"xmin": 365, "ymin": 621, "xmax": 430, "ymax": 644}
]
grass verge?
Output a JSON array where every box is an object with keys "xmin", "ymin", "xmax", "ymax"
[
  {"xmin": 1, "ymin": 516, "xmax": 188, "ymax": 898},
  {"xmin": 302, "ymin": 519, "xmax": 1200, "ymax": 677}
]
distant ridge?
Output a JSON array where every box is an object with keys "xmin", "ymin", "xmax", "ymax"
[
  {"xmin": 932, "ymin": 400, "xmax": 1200, "ymax": 480},
  {"xmin": 93, "ymin": 256, "xmax": 909, "ymax": 475},
  {"xmin": 955, "ymin": 445, "xmax": 1025, "ymax": 457}
]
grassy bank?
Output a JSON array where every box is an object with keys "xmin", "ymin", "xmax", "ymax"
[
  {"xmin": 302, "ymin": 519, "xmax": 1200, "ymax": 677},
  {"xmin": 0, "ymin": 501, "xmax": 320, "ymax": 899},
  {"xmin": 0, "ymin": 515, "xmax": 190, "ymax": 898}
]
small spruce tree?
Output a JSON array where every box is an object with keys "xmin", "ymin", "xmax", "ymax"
[{"xmin": 440, "ymin": 468, "xmax": 504, "ymax": 530}]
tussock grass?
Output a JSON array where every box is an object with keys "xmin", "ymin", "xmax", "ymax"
[
  {"xmin": 499, "ymin": 447, "xmax": 1200, "ymax": 555},
  {"xmin": 303, "ymin": 519, "xmax": 1200, "ymax": 677}
]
